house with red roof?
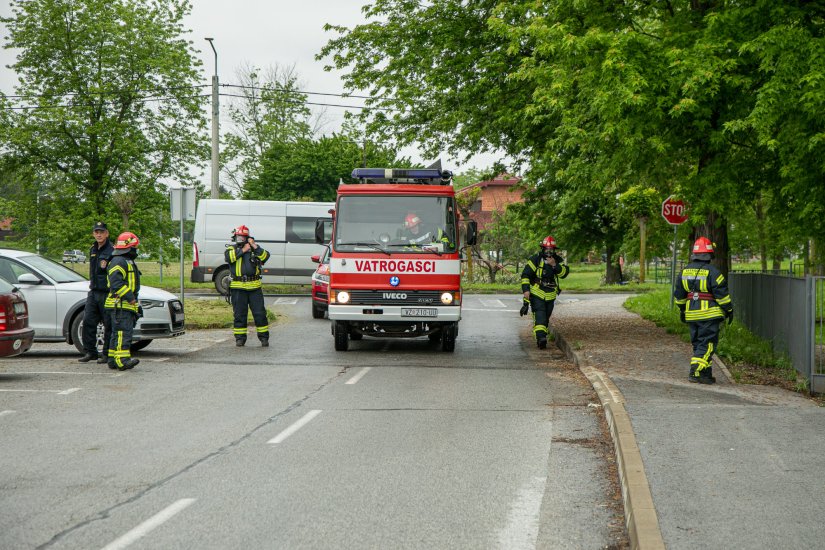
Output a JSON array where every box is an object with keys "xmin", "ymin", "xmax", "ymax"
[{"xmin": 456, "ymin": 174, "xmax": 523, "ymax": 230}]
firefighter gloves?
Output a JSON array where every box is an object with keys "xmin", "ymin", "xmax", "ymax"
[
  {"xmin": 520, "ymin": 302, "xmax": 530, "ymax": 316},
  {"xmin": 679, "ymin": 309, "xmax": 686, "ymax": 324},
  {"xmin": 726, "ymin": 309, "xmax": 734, "ymax": 325}
]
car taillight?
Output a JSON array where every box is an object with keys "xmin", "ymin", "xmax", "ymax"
[
  {"xmin": 192, "ymin": 242, "xmax": 199, "ymax": 267},
  {"xmin": 0, "ymin": 308, "xmax": 7, "ymax": 331}
]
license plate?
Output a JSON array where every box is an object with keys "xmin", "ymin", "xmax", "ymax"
[
  {"xmin": 174, "ymin": 313, "xmax": 185, "ymax": 323},
  {"xmin": 13, "ymin": 302, "xmax": 26, "ymax": 314},
  {"xmin": 401, "ymin": 308, "xmax": 437, "ymax": 317}
]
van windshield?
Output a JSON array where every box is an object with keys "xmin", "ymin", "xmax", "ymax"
[{"xmin": 334, "ymin": 195, "xmax": 457, "ymax": 253}]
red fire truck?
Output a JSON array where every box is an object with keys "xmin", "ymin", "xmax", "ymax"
[{"xmin": 315, "ymin": 168, "xmax": 477, "ymax": 352}]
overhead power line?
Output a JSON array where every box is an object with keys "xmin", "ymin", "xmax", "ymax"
[
  {"xmin": 220, "ymin": 83, "xmax": 385, "ymax": 101},
  {"xmin": 0, "ymin": 94, "xmax": 210, "ymax": 111},
  {"xmin": 1, "ymin": 84, "xmax": 209, "ymax": 100},
  {"xmin": 218, "ymin": 92, "xmax": 395, "ymax": 112}
]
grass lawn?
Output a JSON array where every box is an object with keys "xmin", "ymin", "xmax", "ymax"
[
  {"xmin": 184, "ymin": 298, "xmax": 277, "ymax": 329},
  {"xmin": 464, "ymin": 263, "xmax": 663, "ymax": 294}
]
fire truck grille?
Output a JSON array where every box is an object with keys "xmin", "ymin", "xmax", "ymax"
[{"xmin": 348, "ymin": 290, "xmax": 443, "ymax": 306}]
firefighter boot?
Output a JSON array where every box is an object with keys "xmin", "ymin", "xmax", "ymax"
[
  {"xmin": 78, "ymin": 353, "xmax": 97, "ymax": 363},
  {"xmin": 537, "ymin": 336, "xmax": 547, "ymax": 350},
  {"xmin": 698, "ymin": 366, "xmax": 716, "ymax": 385},
  {"xmin": 259, "ymin": 337, "xmax": 269, "ymax": 347},
  {"xmin": 688, "ymin": 365, "xmax": 698, "ymax": 383},
  {"xmin": 235, "ymin": 338, "xmax": 246, "ymax": 347},
  {"xmin": 119, "ymin": 358, "xmax": 139, "ymax": 371}
]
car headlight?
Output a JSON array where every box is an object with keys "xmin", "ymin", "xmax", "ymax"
[
  {"xmin": 139, "ymin": 299, "xmax": 165, "ymax": 309},
  {"xmin": 312, "ymin": 273, "xmax": 329, "ymax": 283},
  {"xmin": 335, "ymin": 290, "xmax": 350, "ymax": 304},
  {"xmin": 440, "ymin": 292, "xmax": 453, "ymax": 305}
]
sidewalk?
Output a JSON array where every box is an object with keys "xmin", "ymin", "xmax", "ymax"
[{"xmin": 550, "ymin": 294, "xmax": 825, "ymax": 550}]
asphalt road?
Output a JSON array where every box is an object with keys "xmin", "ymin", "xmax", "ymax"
[{"xmin": 0, "ymin": 295, "xmax": 624, "ymax": 549}]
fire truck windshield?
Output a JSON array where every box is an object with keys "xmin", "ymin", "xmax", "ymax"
[{"xmin": 335, "ymin": 195, "xmax": 457, "ymax": 253}]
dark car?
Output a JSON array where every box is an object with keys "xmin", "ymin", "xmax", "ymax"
[
  {"xmin": 310, "ymin": 245, "xmax": 330, "ymax": 319},
  {"xmin": 0, "ymin": 275, "xmax": 34, "ymax": 357}
]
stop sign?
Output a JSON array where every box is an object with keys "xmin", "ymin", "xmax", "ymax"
[{"xmin": 661, "ymin": 196, "xmax": 688, "ymax": 225}]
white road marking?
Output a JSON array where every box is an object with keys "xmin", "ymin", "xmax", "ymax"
[
  {"xmin": 100, "ymin": 498, "xmax": 196, "ymax": 550},
  {"xmin": 268, "ymin": 410, "xmax": 322, "ymax": 444},
  {"xmin": 273, "ymin": 297, "xmax": 298, "ymax": 305},
  {"xmin": 480, "ymin": 299, "xmax": 507, "ymax": 308},
  {"xmin": 0, "ymin": 388, "xmax": 81, "ymax": 394},
  {"xmin": 462, "ymin": 308, "xmax": 519, "ymax": 313},
  {"xmin": 345, "ymin": 367, "xmax": 372, "ymax": 385},
  {"xmin": 0, "ymin": 410, "xmax": 15, "ymax": 417},
  {"xmin": 146, "ymin": 357, "xmax": 169, "ymax": 362},
  {"xmin": 497, "ymin": 475, "xmax": 547, "ymax": 550},
  {"xmin": 11, "ymin": 372, "xmax": 110, "ymax": 375}
]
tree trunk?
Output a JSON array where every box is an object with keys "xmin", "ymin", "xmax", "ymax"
[
  {"xmin": 638, "ymin": 217, "xmax": 647, "ymax": 283},
  {"xmin": 604, "ymin": 244, "xmax": 622, "ymax": 284},
  {"xmin": 755, "ymin": 195, "xmax": 767, "ymax": 272}
]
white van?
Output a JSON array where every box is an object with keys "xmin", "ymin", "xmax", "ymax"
[{"xmin": 191, "ymin": 199, "xmax": 333, "ymax": 294}]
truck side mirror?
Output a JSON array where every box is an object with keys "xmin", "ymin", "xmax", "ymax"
[{"xmin": 466, "ymin": 220, "xmax": 478, "ymax": 246}]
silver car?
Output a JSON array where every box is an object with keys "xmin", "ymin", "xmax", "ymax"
[{"xmin": 0, "ymin": 249, "xmax": 185, "ymax": 353}]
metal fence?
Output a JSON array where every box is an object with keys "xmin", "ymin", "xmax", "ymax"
[
  {"xmin": 652, "ymin": 259, "xmax": 685, "ymax": 285},
  {"xmin": 728, "ymin": 273, "xmax": 825, "ymax": 394}
]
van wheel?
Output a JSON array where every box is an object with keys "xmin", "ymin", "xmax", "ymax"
[
  {"xmin": 214, "ymin": 267, "xmax": 231, "ymax": 295},
  {"xmin": 312, "ymin": 303, "xmax": 325, "ymax": 319},
  {"xmin": 334, "ymin": 321, "xmax": 349, "ymax": 351},
  {"xmin": 441, "ymin": 322, "xmax": 457, "ymax": 352},
  {"xmin": 70, "ymin": 313, "xmax": 104, "ymax": 355}
]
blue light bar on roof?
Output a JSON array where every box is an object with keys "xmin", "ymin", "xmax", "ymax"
[{"xmin": 352, "ymin": 168, "xmax": 452, "ymax": 180}]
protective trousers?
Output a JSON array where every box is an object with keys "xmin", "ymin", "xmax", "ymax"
[
  {"xmin": 529, "ymin": 295, "xmax": 556, "ymax": 343},
  {"xmin": 231, "ymin": 288, "xmax": 269, "ymax": 342},
  {"xmin": 107, "ymin": 309, "xmax": 137, "ymax": 368},
  {"xmin": 689, "ymin": 319, "xmax": 721, "ymax": 378},
  {"xmin": 82, "ymin": 290, "xmax": 112, "ymax": 357}
]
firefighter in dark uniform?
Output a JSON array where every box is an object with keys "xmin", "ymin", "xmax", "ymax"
[
  {"xmin": 225, "ymin": 225, "xmax": 270, "ymax": 347},
  {"xmin": 105, "ymin": 232, "xmax": 141, "ymax": 370},
  {"xmin": 520, "ymin": 235, "xmax": 570, "ymax": 349},
  {"xmin": 78, "ymin": 221, "xmax": 115, "ymax": 363},
  {"xmin": 674, "ymin": 237, "xmax": 734, "ymax": 384}
]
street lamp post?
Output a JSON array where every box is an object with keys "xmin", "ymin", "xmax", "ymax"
[{"xmin": 205, "ymin": 37, "xmax": 219, "ymax": 199}]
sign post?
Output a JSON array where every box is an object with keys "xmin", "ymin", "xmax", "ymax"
[
  {"xmin": 170, "ymin": 188, "xmax": 196, "ymax": 306},
  {"xmin": 661, "ymin": 196, "xmax": 688, "ymax": 306}
]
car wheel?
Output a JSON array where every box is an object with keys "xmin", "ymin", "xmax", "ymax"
[
  {"xmin": 214, "ymin": 267, "xmax": 231, "ymax": 296},
  {"xmin": 311, "ymin": 302, "xmax": 325, "ymax": 319},
  {"xmin": 130, "ymin": 339, "xmax": 152, "ymax": 352},
  {"xmin": 71, "ymin": 313, "xmax": 104, "ymax": 355}
]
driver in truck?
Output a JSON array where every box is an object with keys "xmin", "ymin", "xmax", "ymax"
[{"xmin": 399, "ymin": 212, "xmax": 449, "ymax": 247}]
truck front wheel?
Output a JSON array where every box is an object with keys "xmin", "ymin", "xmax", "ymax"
[
  {"xmin": 334, "ymin": 321, "xmax": 349, "ymax": 351},
  {"xmin": 214, "ymin": 267, "xmax": 231, "ymax": 296},
  {"xmin": 441, "ymin": 322, "xmax": 457, "ymax": 352}
]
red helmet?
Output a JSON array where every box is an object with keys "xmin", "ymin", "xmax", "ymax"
[
  {"xmin": 692, "ymin": 237, "xmax": 714, "ymax": 254},
  {"xmin": 404, "ymin": 213, "xmax": 421, "ymax": 229},
  {"xmin": 233, "ymin": 225, "xmax": 250, "ymax": 238},
  {"xmin": 114, "ymin": 232, "xmax": 139, "ymax": 250},
  {"xmin": 541, "ymin": 235, "xmax": 557, "ymax": 249}
]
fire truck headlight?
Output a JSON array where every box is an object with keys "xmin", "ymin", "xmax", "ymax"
[
  {"xmin": 337, "ymin": 291, "xmax": 351, "ymax": 304},
  {"xmin": 440, "ymin": 292, "xmax": 454, "ymax": 305}
]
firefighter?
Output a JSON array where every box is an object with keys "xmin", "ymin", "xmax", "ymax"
[
  {"xmin": 78, "ymin": 221, "xmax": 114, "ymax": 364},
  {"xmin": 399, "ymin": 212, "xmax": 449, "ymax": 247},
  {"xmin": 105, "ymin": 232, "xmax": 141, "ymax": 371},
  {"xmin": 673, "ymin": 237, "xmax": 734, "ymax": 384},
  {"xmin": 520, "ymin": 236, "xmax": 570, "ymax": 348},
  {"xmin": 225, "ymin": 225, "xmax": 270, "ymax": 347}
]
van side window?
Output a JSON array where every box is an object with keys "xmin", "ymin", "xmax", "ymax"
[{"xmin": 286, "ymin": 217, "xmax": 322, "ymax": 244}]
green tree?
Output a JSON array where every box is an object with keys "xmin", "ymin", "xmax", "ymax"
[
  {"xmin": 222, "ymin": 63, "xmax": 316, "ymax": 195},
  {"xmin": 0, "ymin": 0, "xmax": 207, "ymax": 217},
  {"xmin": 244, "ymin": 133, "xmax": 410, "ymax": 202}
]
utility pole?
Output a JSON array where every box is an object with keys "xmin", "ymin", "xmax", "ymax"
[{"xmin": 205, "ymin": 37, "xmax": 219, "ymax": 199}]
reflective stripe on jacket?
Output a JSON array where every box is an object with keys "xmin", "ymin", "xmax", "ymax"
[
  {"xmin": 673, "ymin": 260, "xmax": 732, "ymax": 321},
  {"xmin": 224, "ymin": 245, "xmax": 270, "ymax": 290},
  {"xmin": 105, "ymin": 256, "xmax": 140, "ymax": 312},
  {"xmin": 520, "ymin": 253, "xmax": 570, "ymax": 301}
]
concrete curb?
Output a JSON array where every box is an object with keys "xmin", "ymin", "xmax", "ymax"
[{"xmin": 551, "ymin": 328, "xmax": 666, "ymax": 550}]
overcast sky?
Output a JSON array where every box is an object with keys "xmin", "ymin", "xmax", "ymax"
[{"xmin": 0, "ymin": 0, "xmax": 501, "ymax": 171}]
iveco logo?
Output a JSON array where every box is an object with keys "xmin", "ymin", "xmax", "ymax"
[{"xmin": 383, "ymin": 292, "xmax": 407, "ymax": 300}]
